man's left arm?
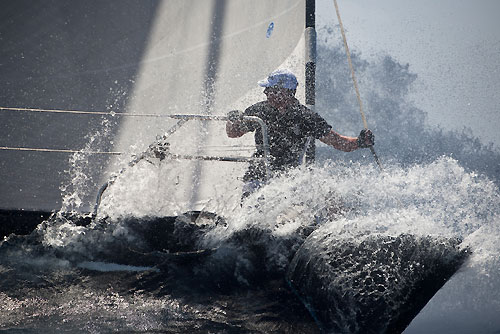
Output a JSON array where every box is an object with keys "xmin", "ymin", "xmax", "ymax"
[{"xmin": 319, "ymin": 129, "xmax": 374, "ymax": 152}]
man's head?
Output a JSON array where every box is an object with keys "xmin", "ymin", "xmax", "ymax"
[{"xmin": 258, "ymin": 69, "xmax": 298, "ymax": 110}]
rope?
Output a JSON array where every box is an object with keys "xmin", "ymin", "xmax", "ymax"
[
  {"xmin": 333, "ymin": 0, "xmax": 383, "ymax": 170},
  {"xmin": 0, "ymin": 146, "xmax": 122, "ymax": 155},
  {"xmin": 333, "ymin": 0, "xmax": 366, "ymax": 129}
]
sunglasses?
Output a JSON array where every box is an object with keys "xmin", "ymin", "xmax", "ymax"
[{"xmin": 264, "ymin": 87, "xmax": 292, "ymax": 95}]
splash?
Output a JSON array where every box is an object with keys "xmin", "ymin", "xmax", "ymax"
[
  {"xmin": 204, "ymin": 157, "xmax": 498, "ymax": 258},
  {"xmin": 58, "ymin": 81, "xmax": 129, "ymax": 214},
  {"xmin": 58, "ymin": 117, "xmax": 114, "ymax": 213}
]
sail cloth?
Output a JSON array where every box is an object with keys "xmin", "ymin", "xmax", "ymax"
[
  {"xmin": 103, "ymin": 0, "xmax": 307, "ymax": 216},
  {"xmin": 0, "ymin": 0, "xmax": 306, "ymax": 213},
  {"xmin": 0, "ymin": 1, "xmax": 161, "ymax": 211}
]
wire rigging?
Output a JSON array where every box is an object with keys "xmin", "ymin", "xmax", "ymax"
[
  {"xmin": 0, "ymin": 106, "xmax": 165, "ymax": 117},
  {"xmin": 0, "ymin": 107, "xmax": 255, "ymax": 156},
  {"xmin": 0, "ymin": 146, "xmax": 122, "ymax": 155}
]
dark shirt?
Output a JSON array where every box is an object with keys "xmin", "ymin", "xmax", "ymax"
[{"xmin": 243, "ymin": 99, "xmax": 331, "ymax": 182}]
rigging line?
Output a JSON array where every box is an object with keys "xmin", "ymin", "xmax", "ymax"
[
  {"xmin": 333, "ymin": 0, "xmax": 383, "ymax": 170},
  {"xmin": 0, "ymin": 146, "xmax": 122, "ymax": 155},
  {"xmin": 0, "ymin": 146, "xmax": 258, "ymax": 162},
  {"xmin": 0, "ymin": 106, "xmax": 167, "ymax": 118},
  {"xmin": 0, "ymin": 144, "xmax": 254, "ymax": 154}
]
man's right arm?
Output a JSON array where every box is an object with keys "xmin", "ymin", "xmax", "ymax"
[
  {"xmin": 226, "ymin": 110, "xmax": 251, "ymax": 138},
  {"xmin": 226, "ymin": 121, "xmax": 248, "ymax": 138}
]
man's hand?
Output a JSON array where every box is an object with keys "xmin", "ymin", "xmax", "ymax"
[
  {"xmin": 227, "ymin": 110, "xmax": 244, "ymax": 123},
  {"xmin": 226, "ymin": 110, "xmax": 251, "ymax": 138},
  {"xmin": 357, "ymin": 129, "xmax": 375, "ymax": 148}
]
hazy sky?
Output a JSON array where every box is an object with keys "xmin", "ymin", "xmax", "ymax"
[{"xmin": 316, "ymin": 0, "xmax": 500, "ymax": 149}]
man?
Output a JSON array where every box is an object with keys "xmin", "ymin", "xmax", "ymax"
[{"xmin": 226, "ymin": 69, "xmax": 374, "ymax": 198}]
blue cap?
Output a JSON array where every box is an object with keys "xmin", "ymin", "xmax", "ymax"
[{"xmin": 258, "ymin": 69, "xmax": 298, "ymax": 90}]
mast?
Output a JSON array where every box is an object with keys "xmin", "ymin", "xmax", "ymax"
[{"xmin": 305, "ymin": 0, "xmax": 317, "ymax": 162}]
